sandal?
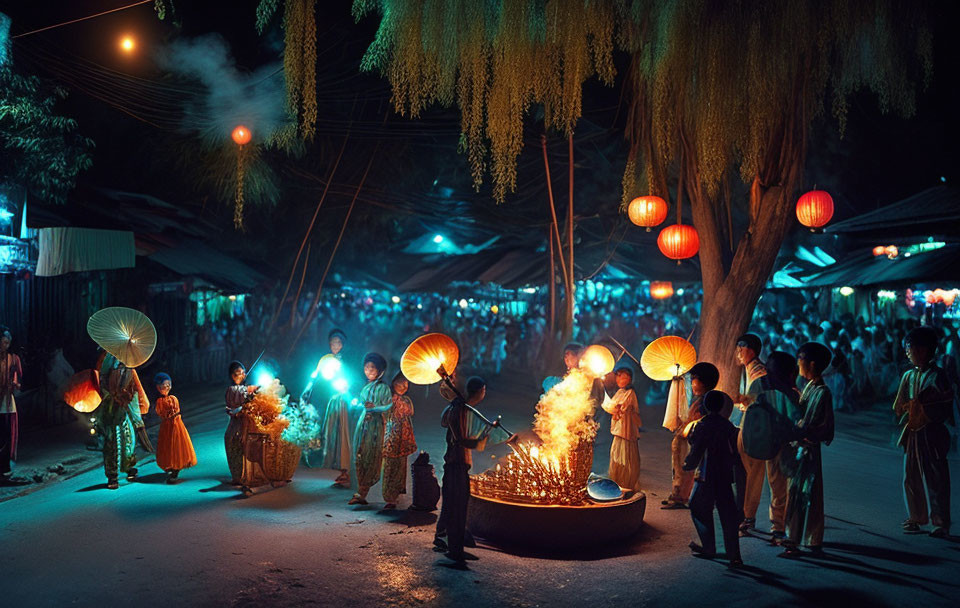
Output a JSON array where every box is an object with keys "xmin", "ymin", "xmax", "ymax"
[
  {"xmin": 660, "ymin": 501, "xmax": 688, "ymax": 510},
  {"xmin": 902, "ymin": 521, "xmax": 921, "ymax": 533}
]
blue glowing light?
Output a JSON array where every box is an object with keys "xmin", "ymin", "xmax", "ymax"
[
  {"xmin": 333, "ymin": 377, "xmax": 349, "ymax": 394},
  {"xmin": 319, "ymin": 355, "xmax": 342, "ymax": 381},
  {"xmin": 256, "ymin": 371, "xmax": 274, "ymax": 387},
  {"xmin": 0, "ymin": 209, "xmax": 13, "ymax": 224},
  {"xmin": 433, "ymin": 234, "xmax": 444, "ymax": 244}
]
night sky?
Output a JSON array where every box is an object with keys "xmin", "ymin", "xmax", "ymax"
[{"xmin": 2, "ymin": 0, "xmax": 958, "ymax": 268}]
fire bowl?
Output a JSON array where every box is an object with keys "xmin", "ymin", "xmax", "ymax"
[{"xmin": 467, "ymin": 490, "xmax": 646, "ymax": 549}]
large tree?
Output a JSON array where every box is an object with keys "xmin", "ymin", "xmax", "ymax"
[
  {"xmin": 0, "ymin": 66, "xmax": 94, "ymax": 204},
  {"xmin": 269, "ymin": 0, "xmax": 931, "ymax": 391},
  {"xmin": 618, "ymin": 0, "xmax": 930, "ymax": 393}
]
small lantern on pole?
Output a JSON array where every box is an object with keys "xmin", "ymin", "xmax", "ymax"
[{"xmin": 231, "ymin": 125, "xmax": 252, "ymax": 230}]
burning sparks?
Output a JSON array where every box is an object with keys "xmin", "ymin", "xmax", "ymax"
[{"xmin": 472, "ymin": 368, "xmax": 600, "ymax": 505}]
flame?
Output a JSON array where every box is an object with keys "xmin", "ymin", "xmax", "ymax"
[
  {"xmin": 472, "ymin": 367, "xmax": 599, "ymax": 504},
  {"xmin": 533, "ymin": 368, "xmax": 599, "ymax": 462}
]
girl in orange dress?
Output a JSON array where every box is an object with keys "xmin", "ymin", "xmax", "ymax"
[{"xmin": 154, "ymin": 373, "xmax": 197, "ymax": 484}]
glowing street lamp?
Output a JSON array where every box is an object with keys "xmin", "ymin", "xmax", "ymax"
[{"xmin": 119, "ymin": 36, "xmax": 135, "ymax": 53}]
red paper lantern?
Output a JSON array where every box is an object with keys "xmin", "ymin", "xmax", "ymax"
[
  {"xmin": 657, "ymin": 224, "xmax": 699, "ymax": 263},
  {"xmin": 650, "ymin": 281, "xmax": 674, "ymax": 299},
  {"xmin": 628, "ymin": 196, "xmax": 669, "ymax": 232},
  {"xmin": 872, "ymin": 246, "xmax": 886, "ymax": 256},
  {"xmin": 796, "ymin": 190, "xmax": 834, "ymax": 231},
  {"xmin": 231, "ymin": 125, "xmax": 252, "ymax": 146}
]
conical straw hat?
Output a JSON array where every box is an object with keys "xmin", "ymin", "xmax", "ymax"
[
  {"xmin": 86, "ymin": 307, "xmax": 157, "ymax": 368},
  {"xmin": 640, "ymin": 335, "xmax": 697, "ymax": 381}
]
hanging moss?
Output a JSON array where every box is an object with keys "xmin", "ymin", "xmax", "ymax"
[{"xmin": 346, "ymin": 0, "xmax": 930, "ymax": 206}]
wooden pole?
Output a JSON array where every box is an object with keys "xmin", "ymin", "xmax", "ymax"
[
  {"xmin": 288, "ymin": 242, "xmax": 311, "ymax": 329},
  {"xmin": 540, "ymin": 135, "xmax": 569, "ymax": 284},
  {"xmin": 268, "ymin": 134, "xmax": 349, "ymax": 333},
  {"xmin": 287, "ymin": 147, "xmax": 377, "ymax": 357},
  {"xmin": 566, "ymin": 133, "xmax": 575, "ymax": 341},
  {"xmin": 548, "ymin": 224, "xmax": 555, "ymax": 336}
]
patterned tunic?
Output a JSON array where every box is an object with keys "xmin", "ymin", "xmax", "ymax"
[
  {"xmin": 383, "ymin": 395, "xmax": 417, "ymax": 458},
  {"xmin": 353, "ymin": 379, "xmax": 392, "ymax": 494}
]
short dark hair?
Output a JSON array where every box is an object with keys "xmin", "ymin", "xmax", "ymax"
[
  {"xmin": 0, "ymin": 325, "xmax": 11, "ymax": 340},
  {"xmin": 766, "ymin": 351, "xmax": 799, "ymax": 390},
  {"xmin": 466, "ymin": 376, "xmax": 486, "ymax": 398},
  {"xmin": 563, "ymin": 342, "xmax": 584, "ymax": 355},
  {"xmin": 703, "ymin": 390, "xmax": 728, "ymax": 414},
  {"xmin": 228, "ymin": 360, "xmax": 245, "ymax": 376},
  {"xmin": 154, "ymin": 372, "xmax": 172, "ymax": 385},
  {"xmin": 905, "ymin": 326, "xmax": 940, "ymax": 353},
  {"xmin": 797, "ymin": 342, "xmax": 832, "ymax": 374},
  {"xmin": 328, "ymin": 329, "xmax": 346, "ymax": 342},
  {"xmin": 614, "ymin": 361, "xmax": 634, "ymax": 378},
  {"xmin": 363, "ymin": 352, "xmax": 387, "ymax": 374},
  {"xmin": 736, "ymin": 333, "xmax": 763, "ymax": 354},
  {"xmin": 688, "ymin": 362, "xmax": 720, "ymax": 391}
]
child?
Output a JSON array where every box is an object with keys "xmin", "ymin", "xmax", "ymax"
[
  {"xmin": 663, "ymin": 362, "xmax": 719, "ymax": 509},
  {"xmin": 683, "ymin": 390, "xmax": 742, "ymax": 567},
  {"xmin": 382, "ymin": 371, "xmax": 417, "ymax": 508},
  {"xmin": 319, "ymin": 329, "xmax": 352, "ymax": 487},
  {"xmin": 436, "ymin": 376, "xmax": 499, "ymax": 567},
  {"xmin": 738, "ymin": 351, "xmax": 801, "ymax": 538},
  {"xmin": 225, "ymin": 361, "xmax": 257, "ymax": 485},
  {"xmin": 349, "ymin": 353, "xmax": 393, "ymax": 505},
  {"xmin": 894, "ymin": 326, "xmax": 954, "ymax": 538},
  {"xmin": 601, "ymin": 362, "xmax": 642, "ymax": 491},
  {"xmin": 780, "ymin": 342, "xmax": 834, "ymax": 557},
  {"xmin": 97, "ymin": 354, "xmax": 151, "ymax": 489},
  {"xmin": 154, "ymin": 373, "xmax": 197, "ymax": 484}
]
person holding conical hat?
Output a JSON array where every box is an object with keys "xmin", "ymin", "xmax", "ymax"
[{"xmin": 87, "ymin": 307, "xmax": 156, "ymax": 490}]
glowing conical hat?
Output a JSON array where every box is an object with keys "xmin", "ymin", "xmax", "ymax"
[
  {"xmin": 86, "ymin": 307, "xmax": 157, "ymax": 368},
  {"xmin": 640, "ymin": 335, "xmax": 697, "ymax": 381},
  {"xmin": 401, "ymin": 333, "xmax": 459, "ymax": 385}
]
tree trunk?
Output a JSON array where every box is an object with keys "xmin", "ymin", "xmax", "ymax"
[{"xmin": 691, "ymin": 181, "xmax": 798, "ymax": 399}]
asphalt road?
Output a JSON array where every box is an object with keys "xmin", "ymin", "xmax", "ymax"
[{"xmin": 2, "ymin": 377, "xmax": 959, "ymax": 607}]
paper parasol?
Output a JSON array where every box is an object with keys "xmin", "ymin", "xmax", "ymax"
[
  {"xmin": 640, "ymin": 335, "xmax": 697, "ymax": 381},
  {"xmin": 400, "ymin": 333, "xmax": 459, "ymax": 385},
  {"xmin": 580, "ymin": 344, "xmax": 615, "ymax": 377},
  {"xmin": 86, "ymin": 307, "xmax": 157, "ymax": 368}
]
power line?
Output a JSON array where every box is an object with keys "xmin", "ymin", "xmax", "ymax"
[{"xmin": 12, "ymin": 0, "xmax": 153, "ymax": 39}]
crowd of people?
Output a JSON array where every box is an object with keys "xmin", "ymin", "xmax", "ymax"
[{"xmin": 3, "ymin": 285, "xmax": 958, "ymax": 573}]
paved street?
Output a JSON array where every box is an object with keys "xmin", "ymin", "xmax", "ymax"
[{"xmin": 2, "ymin": 378, "xmax": 959, "ymax": 607}]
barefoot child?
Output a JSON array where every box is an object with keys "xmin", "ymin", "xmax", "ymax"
[
  {"xmin": 895, "ymin": 326, "xmax": 955, "ymax": 538},
  {"xmin": 601, "ymin": 362, "xmax": 642, "ymax": 490},
  {"xmin": 382, "ymin": 371, "xmax": 417, "ymax": 509},
  {"xmin": 349, "ymin": 353, "xmax": 392, "ymax": 505},
  {"xmin": 780, "ymin": 342, "xmax": 834, "ymax": 557},
  {"xmin": 154, "ymin": 373, "xmax": 197, "ymax": 484}
]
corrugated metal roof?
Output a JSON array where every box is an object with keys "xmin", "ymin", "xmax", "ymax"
[
  {"xmin": 825, "ymin": 186, "xmax": 960, "ymax": 237},
  {"xmin": 800, "ymin": 244, "xmax": 960, "ymax": 287}
]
